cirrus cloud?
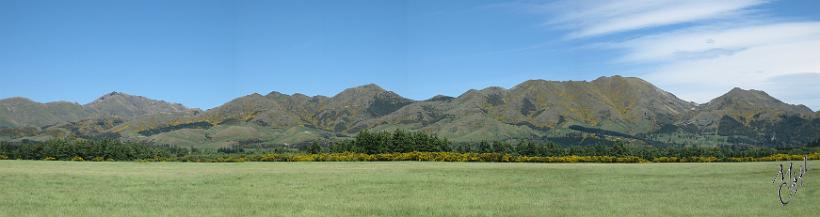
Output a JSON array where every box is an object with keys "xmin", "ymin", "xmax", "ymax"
[
  {"xmin": 543, "ymin": 0, "xmax": 768, "ymax": 38},
  {"xmin": 616, "ymin": 21, "xmax": 820, "ymax": 110},
  {"xmin": 535, "ymin": 0, "xmax": 820, "ymax": 110}
]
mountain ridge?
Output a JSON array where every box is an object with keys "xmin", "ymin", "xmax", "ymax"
[
  {"xmin": 0, "ymin": 92, "xmax": 196, "ymax": 128},
  {"xmin": 1, "ymin": 76, "xmax": 817, "ymax": 147}
]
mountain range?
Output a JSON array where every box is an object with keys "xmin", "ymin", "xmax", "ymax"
[{"xmin": 1, "ymin": 76, "xmax": 818, "ymax": 148}]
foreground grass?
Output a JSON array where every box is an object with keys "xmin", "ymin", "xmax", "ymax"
[{"xmin": 0, "ymin": 161, "xmax": 817, "ymax": 217}]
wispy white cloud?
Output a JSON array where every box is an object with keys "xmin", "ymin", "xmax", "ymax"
[
  {"xmin": 607, "ymin": 20, "xmax": 820, "ymax": 109},
  {"xmin": 531, "ymin": 0, "xmax": 820, "ymax": 109},
  {"xmin": 641, "ymin": 31, "xmax": 820, "ymax": 108},
  {"xmin": 544, "ymin": 0, "xmax": 768, "ymax": 38},
  {"xmin": 613, "ymin": 22, "xmax": 820, "ymax": 62}
]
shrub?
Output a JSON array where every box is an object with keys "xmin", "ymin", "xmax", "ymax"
[
  {"xmin": 3, "ymin": 137, "xmax": 819, "ymax": 163},
  {"xmin": 809, "ymin": 152, "xmax": 820, "ymax": 160},
  {"xmin": 257, "ymin": 153, "xmax": 286, "ymax": 162}
]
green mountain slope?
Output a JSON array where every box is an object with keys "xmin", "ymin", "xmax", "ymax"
[
  {"xmin": 0, "ymin": 92, "xmax": 196, "ymax": 141},
  {"xmin": 2, "ymin": 76, "xmax": 817, "ymax": 147},
  {"xmin": 0, "ymin": 97, "xmax": 94, "ymax": 128},
  {"xmin": 86, "ymin": 92, "xmax": 192, "ymax": 118},
  {"xmin": 685, "ymin": 88, "xmax": 818, "ymax": 146}
]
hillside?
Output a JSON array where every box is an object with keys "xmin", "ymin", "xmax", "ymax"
[
  {"xmin": 86, "ymin": 92, "xmax": 192, "ymax": 118},
  {"xmin": 0, "ymin": 97, "xmax": 94, "ymax": 128},
  {"xmin": 1, "ymin": 76, "xmax": 817, "ymax": 147}
]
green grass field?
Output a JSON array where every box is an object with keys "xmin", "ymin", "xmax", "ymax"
[{"xmin": 0, "ymin": 161, "xmax": 817, "ymax": 217}]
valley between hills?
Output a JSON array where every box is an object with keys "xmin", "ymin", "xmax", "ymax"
[{"xmin": 1, "ymin": 76, "xmax": 818, "ymax": 148}]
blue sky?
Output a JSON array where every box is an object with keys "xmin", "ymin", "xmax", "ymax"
[{"xmin": 1, "ymin": 0, "xmax": 819, "ymax": 110}]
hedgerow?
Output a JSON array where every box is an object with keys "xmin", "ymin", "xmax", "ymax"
[
  {"xmin": 1, "ymin": 133, "xmax": 818, "ymax": 163},
  {"xmin": 118, "ymin": 152, "xmax": 818, "ymax": 163}
]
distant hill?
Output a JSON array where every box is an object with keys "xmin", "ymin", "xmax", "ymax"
[
  {"xmin": 86, "ymin": 92, "xmax": 192, "ymax": 118},
  {"xmin": 0, "ymin": 92, "xmax": 196, "ymax": 127},
  {"xmin": 1, "ymin": 76, "xmax": 817, "ymax": 148},
  {"xmin": 0, "ymin": 97, "xmax": 93, "ymax": 128},
  {"xmin": 686, "ymin": 88, "xmax": 817, "ymax": 146}
]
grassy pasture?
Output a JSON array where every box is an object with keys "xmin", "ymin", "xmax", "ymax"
[{"xmin": 0, "ymin": 161, "xmax": 817, "ymax": 217}]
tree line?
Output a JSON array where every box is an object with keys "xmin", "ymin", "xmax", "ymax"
[
  {"xmin": 329, "ymin": 130, "xmax": 451, "ymax": 154},
  {"xmin": 0, "ymin": 139, "xmax": 189, "ymax": 161},
  {"xmin": 1, "ymin": 129, "xmax": 817, "ymax": 162},
  {"xmin": 319, "ymin": 129, "xmax": 813, "ymax": 160}
]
